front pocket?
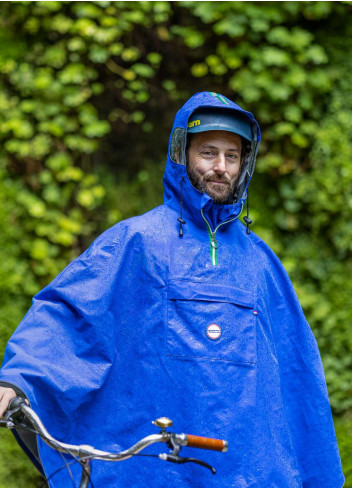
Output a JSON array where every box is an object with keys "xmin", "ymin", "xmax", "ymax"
[{"xmin": 166, "ymin": 279, "xmax": 256, "ymax": 364}]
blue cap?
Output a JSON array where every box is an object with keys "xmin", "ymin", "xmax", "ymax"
[{"xmin": 187, "ymin": 107, "xmax": 253, "ymax": 141}]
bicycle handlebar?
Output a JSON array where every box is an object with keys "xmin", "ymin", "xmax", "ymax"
[
  {"xmin": 6, "ymin": 400, "xmax": 170, "ymax": 461},
  {"xmin": 4, "ymin": 397, "xmax": 228, "ymax": 461}
]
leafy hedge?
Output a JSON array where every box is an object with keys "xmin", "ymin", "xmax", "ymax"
[{"xmin": 0, "ymin": 1, "xmax": 351, "ymax": 486}]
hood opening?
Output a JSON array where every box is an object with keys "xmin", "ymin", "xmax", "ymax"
[{"xmin": 168, "ymin": 107, "xmax": 260, "ymax": 203}]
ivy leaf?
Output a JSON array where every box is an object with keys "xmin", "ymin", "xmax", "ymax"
[{"xmin": 131, "ymin": 63, "xmax": 155, "ymax": 78}]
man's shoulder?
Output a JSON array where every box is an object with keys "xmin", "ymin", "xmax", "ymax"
[
  {"xmin": 43, "ymin": 205, "xmax": 170, "ymax": 289},
  {"xmin": 237, "ymin": 223, "xmax": 285, "ymax": 272},
  {"xmin": 122, "ymin": 204, "xmax": 170, "ymax": 231},
  {"xmin": 90, "ymin": 204, "xmax": 170, "ymax": 249}
]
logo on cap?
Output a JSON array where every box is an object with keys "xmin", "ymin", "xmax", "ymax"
[
  {"xmin": 206, "ymin": 323, "xmax": 222, "ymax": 341},
  {"xmin": 187, "ymin": 119, "xmax": 200, "ymax": 128}
]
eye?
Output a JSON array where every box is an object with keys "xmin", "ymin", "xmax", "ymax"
[
  {"xmin": 227, "ymin": 153, "xmax": 240, "ymax": 161},
  {"xmin": 201, "ymin": 151, "xmax": 214, "ymax": 157}
]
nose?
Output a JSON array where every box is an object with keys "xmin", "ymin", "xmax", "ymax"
[{"xmin": 213, "ymin": 154, "xmax": 226, "ymax": 174}]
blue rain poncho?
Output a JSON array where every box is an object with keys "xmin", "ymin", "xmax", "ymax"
[{"xmin": 0, "ymin": 92, "xmax": 344, "ymax": 488}]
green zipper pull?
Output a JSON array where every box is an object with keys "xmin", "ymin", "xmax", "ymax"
[
  {"xmin": 210, "ymin": 233, "xmax": 219, "ymax": 266},
  {"xmin": 210, "ymin": 233, "xmax": 219, "ymax": 250}
]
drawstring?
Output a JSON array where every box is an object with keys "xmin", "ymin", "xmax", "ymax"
[
  {"xmin": 243, "ymin": 190, "xmax": 252, "ymax": 235},
  {"xmin": 177, "ymin": 176, "xmax": 186, "ymax": 237}
]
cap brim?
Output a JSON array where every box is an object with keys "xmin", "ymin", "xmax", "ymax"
[{"xmin": 187, "ymin": 123, "xmax": 252, "ymax": 141}]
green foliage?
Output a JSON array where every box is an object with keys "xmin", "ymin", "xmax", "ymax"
[
  {"xmin": 0, "ymin": 1, "xmax": 351, "ymax": 486},
  {"xmin": 0, "ymin": 430, "xmax": 43, "ymax": 487}
]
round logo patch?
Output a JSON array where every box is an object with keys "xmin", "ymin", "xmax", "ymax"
[{"xmin": 206, "ymin": 323, "xmax": 222, "ymax": 341}]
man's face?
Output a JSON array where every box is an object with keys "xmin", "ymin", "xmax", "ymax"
[{"xmin": 186, "ymin": 130, "xmax": 242, "ymax": 205}]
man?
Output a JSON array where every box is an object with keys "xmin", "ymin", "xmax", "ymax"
[{"xmin": 0, "ymin": 92, "xmax": 344, "ymax": 487}]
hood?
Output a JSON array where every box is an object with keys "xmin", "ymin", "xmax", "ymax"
[{"xmin": 163, "ymin": 91, "xmax": 261, "ymax": 231}]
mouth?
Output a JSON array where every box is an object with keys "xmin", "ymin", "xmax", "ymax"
[{"xmin": 208, "ymin": 181, "xmax": 229, "ymax": 186}]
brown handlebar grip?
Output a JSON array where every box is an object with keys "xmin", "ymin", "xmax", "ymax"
[{"xmin": 186, "ymin": 434, "xmax": 228, "ymax": 452}]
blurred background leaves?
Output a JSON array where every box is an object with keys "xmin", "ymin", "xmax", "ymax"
[{"xmin": 0, "ymin": 1, "xmax": 351, "ymax": 486}]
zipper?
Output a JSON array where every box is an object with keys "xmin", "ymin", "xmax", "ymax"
[{"xmin": 200, "ymin": 209, "xmax": 238, "ymax": 266}]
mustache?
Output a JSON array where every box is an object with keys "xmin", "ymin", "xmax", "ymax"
[{"xmin": 204, "ymin": 174, "xmax": 231, "ymax": 185}]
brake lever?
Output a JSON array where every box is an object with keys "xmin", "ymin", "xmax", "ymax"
[
  {"xmin": 166, "ymin": 433, "xmax": 182, "ymax": 455},
  {"xmin": 159, "ymin": 453, "xmax": 216, "ymax": 474}
]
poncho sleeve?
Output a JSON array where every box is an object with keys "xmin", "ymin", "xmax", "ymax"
[
  {"xmin": 0, "ymin": 223, "xmax": 124, "ymax": 423},
  {"xmin": 255, "ymin": 238, "xmax": 344, "ymax": 488}
]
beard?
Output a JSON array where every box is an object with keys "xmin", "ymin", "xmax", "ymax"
[{"xmin": 187, "ymin": 162, "xmax": 239, "ymax": 205}]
